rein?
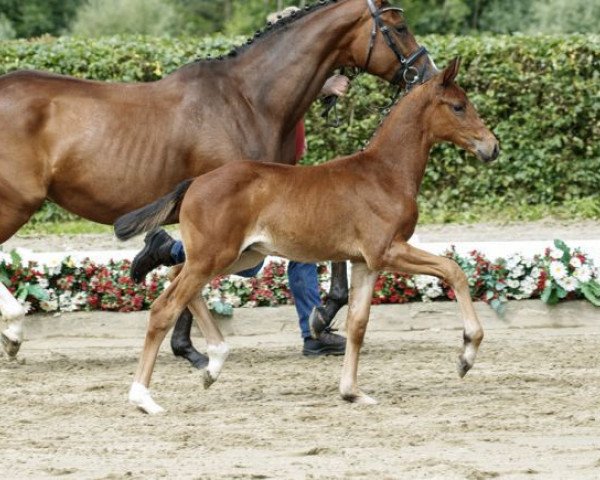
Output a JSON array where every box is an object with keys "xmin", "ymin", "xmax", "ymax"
[{"xmin": 322, "ymin": 0, "xmax": 429, "ymax": 126}]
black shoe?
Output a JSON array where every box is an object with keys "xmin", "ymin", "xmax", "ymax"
[
  {"xmin": 130, "ymin": 229, "xmax": 176, "ymax": 283},
  {"xmin": 302, "ymin": 328, "xmax": 346, "ymax": 357}
]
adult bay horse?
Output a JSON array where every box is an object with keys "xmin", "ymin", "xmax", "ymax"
[
  {"xmin": 0, "ymin": 0, "xmax": 435, "ymax": 360},
  {"xmin": 115, "ymin": 58, "xmax": 499, "ymax": 414}
]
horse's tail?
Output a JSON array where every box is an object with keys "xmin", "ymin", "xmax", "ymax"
[{"xmin": 114, "ymin": 179, "xmax": 194, "ymax": 241}]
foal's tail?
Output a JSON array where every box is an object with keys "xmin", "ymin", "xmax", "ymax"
[{"xmin": 114, "ymin": 179, "xmax": 194, "ymax": 241}]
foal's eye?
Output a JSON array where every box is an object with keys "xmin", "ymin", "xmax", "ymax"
[{"xmin": 452, "ymin": 104, "xmax": 465, "ymax": 114}]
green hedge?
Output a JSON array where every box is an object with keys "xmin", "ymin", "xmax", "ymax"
[{"xmin": 1, "ymin": 34, "xmax": 598, "ymax": 218}]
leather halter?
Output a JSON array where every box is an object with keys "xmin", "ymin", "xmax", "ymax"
[{"xmin": 364, "ymin": 0, "xmax": 429, "ymax": 86}]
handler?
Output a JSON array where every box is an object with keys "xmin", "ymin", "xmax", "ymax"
[{"xmin": 130, "ymin": 7, "xmax": 350, "ymax": 358}]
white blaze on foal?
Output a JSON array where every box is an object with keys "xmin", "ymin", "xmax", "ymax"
[{"xmin": 0, "ymin": 282, "xmax": 26, "ymax": 357}]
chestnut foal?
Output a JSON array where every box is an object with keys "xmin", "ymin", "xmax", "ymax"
[{"xmin": 115, "ymin": 59, "xmax": 499, "ymax": 413}]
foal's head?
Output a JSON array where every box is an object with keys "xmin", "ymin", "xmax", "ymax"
[
  {"xmin": 422, "ymin": 58, "xmax": 499, "ymax": 162},
  {"xmin": 347, "ymin": 0, "xmax": 437, "ymax": 87}
]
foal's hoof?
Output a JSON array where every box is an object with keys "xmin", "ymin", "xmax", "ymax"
[
  {"xmin": 129, "ymin": 382, "xmax": 164, "ymax": 415},
  {"xmin": 173, "ymin": 346, "xmax": 209, "ymax": 370},
  {"xmin": 1, "ymin": 332, "xmax": 21, "ymax": 358},
  {"xmin": 203, "ymin": 370, "xmax": 217, "ymax": 390},
  {"xmin": 457, "ymin": 355, "xmax": 473, "ymax": 378},
  {"xmin": 341, "ymin": 392, "xmax": 378, "ymax": 405}
]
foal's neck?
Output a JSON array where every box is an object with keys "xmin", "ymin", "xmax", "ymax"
[{"xmin": 362, "ymin": 90, "xmax": 434, "ymax": 198}]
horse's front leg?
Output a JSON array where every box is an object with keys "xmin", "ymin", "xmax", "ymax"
[
  {"xmin": 170, "ymin": 309, "xmax": 209, "ymax": 369},
  {"xmin": 166, "ymin": 265, "xmax": 209, "ymax": 369},
  {"xmin": 0, "ymin": 282, "xmax": 27, "ymax": 358},
  {"xmin": 339, "ymin": 262, "xmax": 378, "ymax": 404},
  {"xmin": 309, "ymin": 261, "xmax": 349, "ymax": 338},
  {"xmin": 382, "ymin": 241, "xmax": 484, "ymax": 376}
]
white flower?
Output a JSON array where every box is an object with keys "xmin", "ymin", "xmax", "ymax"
[
  {"xmin": 425, "ymin": 285, "xmax": 443, "ymax": 299},
  {"xmin": 549, "ymin": 261, "xmax": 568, "ymax": 279},
  {"xmin": 530, "ymin": 267, "xmax": 541, "ymax": 280},
  {"xmin": 415, "ymin": 275, "xmax": 439, "ymax": 290},
  {"xmin": 505, "ymin": 255, "xmax": 522, "ymax": 270},
  {"xmin": 40, "ymin": 298, "xmax": 59, "ymax": 312},
  {"xmin": 224, "ymin": 293, "xmax": 241, "ymax": 308},
  {"xmin": 507, "ymin": 279, "xmax": 520, "ymax": 289},
  {"xmin": 509, "ymin": 266, "xmax": 525, "ymax": 278},
  {"xmin": 37, "ymin": 278, "xmax": 49, "ymax": 289},
  {"xmin": 569, "ymin": 257, "xmax": 582, "ymax": 269},
  {"xmin": 573, "ymin": 266, "xmax": 592, "ymax": 283},
  {"xmin": 557, "ymin": 276, "xmax": 579, "ymax": 292},
  {"xmin": 549, "ymin": 248, "xmax": 564, "ymax": 260}
]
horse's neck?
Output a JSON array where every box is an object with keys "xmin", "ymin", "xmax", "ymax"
[
  {"xmin": 360, "ymin": 93, "xmax": 434, "ymax": 198},
  {"xmin": 226, "ymin": 1, "xmax": 364, "ymax": 130}
]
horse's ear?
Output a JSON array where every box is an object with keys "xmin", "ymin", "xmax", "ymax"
[{"xmin": 441, "ymin": 57, "xmax": 461, "ymax": 87}]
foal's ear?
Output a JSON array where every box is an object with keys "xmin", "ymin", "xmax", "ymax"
[{"xmin": 441, "ymin": 57, "xmax": 461, "ymax": 87}]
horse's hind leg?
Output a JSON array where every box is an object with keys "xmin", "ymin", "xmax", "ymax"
[
  {"xmin": 0, "ymin": 201, "xmax": 44, "ymax": 358},
  {"xmin": 339, "ymin": 262, "xmax": 378, "ymax": 405},
  {"xmin": 309, "ymin": 261, "xmax": 349, "ymax": 338}
]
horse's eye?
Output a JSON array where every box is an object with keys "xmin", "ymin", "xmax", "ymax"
[
  {"xmin": 395, "ymin": 26, "xmax": 407, "ymax": 34},
  {"xmin": 452, "ymin": 104, "xmax": 465, "ymax": 113}
]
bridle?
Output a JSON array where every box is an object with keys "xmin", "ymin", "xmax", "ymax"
[
  {"xmin": 322, "ymin": 0, "xmax": 430, "ymax": 125},
  {"xmin": 363, "ymin": 0, "xmax": 429, "ymax": 86}
]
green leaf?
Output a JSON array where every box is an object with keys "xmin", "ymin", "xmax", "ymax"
[
  {"xmin": 581, "ymin": 282, "xmax": 600, "ymax": 307},
  {"xmin": 27, "ymin": 284, "xmax": 49, "ymax": 301},
  {"xmin": 541, "ymin": 285, "xmax": 559, "ymax": 305},
  {"xmin": 10, "ymin": 249, "xmax": 22, "ymax": 267}
]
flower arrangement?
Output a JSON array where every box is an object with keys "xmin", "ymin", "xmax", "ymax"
[{"xmin": 0, "ymin": 240, "xmax": 598, "ymax": 317}]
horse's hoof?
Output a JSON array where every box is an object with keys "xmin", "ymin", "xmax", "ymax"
[
  {"xmin": 1, "ymin": 332, "xmax": 21, "ymax": 358},
  {"xmin": 174, "ymin": 346, "xmax": 209, "ymax": 370},
  {"xmin": 457, "ymin": 355, "xmax": 472, "ymax": 378},
  {"xmin": 203, "ymin": 369, "xmax": 216, "ymax": 390},
  {"xmin": 308, "ymin": 306, "xmax": 329, "ymax": 340},
  {"xmin": 129, "ymin": 382, "xmax": 164, "ymax": 414}
]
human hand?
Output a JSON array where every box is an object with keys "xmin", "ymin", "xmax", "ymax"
[{"xmin": 321, "ymin": 74, "xmax": 350, "ymax": 97}]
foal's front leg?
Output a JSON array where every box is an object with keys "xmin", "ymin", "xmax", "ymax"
[
  {"xmin": 339, "ymin": 262, "xmax": 378, "ymax": 404},
  {"xmin": 382, "ymin": 241, "xmax": 484, "ymax": 376}
]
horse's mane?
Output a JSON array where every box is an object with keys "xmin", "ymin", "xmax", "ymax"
[{"xmin": 196, "ymin": 0, "xmax": 345, "ymax": 63}]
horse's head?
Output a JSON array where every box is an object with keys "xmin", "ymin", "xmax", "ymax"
[
  {"xmin": 422, "ymin": 58, "xmax": 499, "ymax": 163},
  {"xmin": 348, "ymin": 0, "xmax": 437, "ymax": 88}
]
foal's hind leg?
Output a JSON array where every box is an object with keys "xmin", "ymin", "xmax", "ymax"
[
  {"xmin": 129, "ymin": 266, "xmax": 206, "ymax": 414},
  {"xmin": 188, "ymin": 297, "xmax": 229, "ymax": 389},
  {"xmin": 339, "ymin": 262, "xmax": 378, "ymax": 405},
  {"xmin": 381, "ymin": 241, "xmax": 484, "ymax": 377},
  {"xmin": 184, "ymin": 251, "xmax": 266, "ymax": 388}
]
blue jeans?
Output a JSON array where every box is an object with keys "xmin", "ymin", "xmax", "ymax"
[{"xmin": 171, "ymin": 241, "xmax": 318, "ymax": 339}]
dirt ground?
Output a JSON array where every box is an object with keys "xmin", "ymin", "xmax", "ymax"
[
  {"xmin": 4, "ymin": 219, "xmax": 600, "ymax": 252},
  {"xmin": 1, "ymin": 303, "xmax": 599, "ymax": 480}
]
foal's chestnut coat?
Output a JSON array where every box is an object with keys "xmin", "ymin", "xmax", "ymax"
[{"xmin": 116, "ymin": 59, "xmax": 499, "ymax": 413}]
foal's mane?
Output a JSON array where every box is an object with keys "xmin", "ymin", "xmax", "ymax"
[{"xmin": 194, "ymin": 0, "xmax": 351, "ymax": 64}]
